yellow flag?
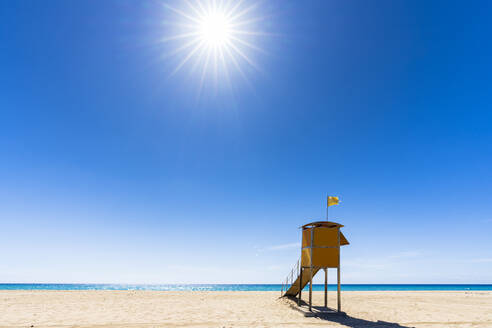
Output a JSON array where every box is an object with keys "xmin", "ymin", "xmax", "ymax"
[{"xmin": 327, "ymin": 196, "xmax": 339, "ymax": 207}]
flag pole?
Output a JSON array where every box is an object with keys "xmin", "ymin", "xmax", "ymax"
[{"xmin": 326, "ymin": 195, "xmax": 329, "ymax": 221}]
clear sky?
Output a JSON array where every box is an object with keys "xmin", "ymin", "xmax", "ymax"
[{"xmin": 1, "ymin": 0, "xmax": 491, "ymax": 284}]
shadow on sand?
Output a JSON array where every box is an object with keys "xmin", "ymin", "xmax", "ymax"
[{"xmin": 285, "ymin": 297, "xmax": 415, "ymax": 328}]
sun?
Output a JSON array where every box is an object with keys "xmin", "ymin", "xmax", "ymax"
[
  {"xmin": 160, "ymin": 0, "xmax": 266, "ymax": 89},
  {"xmin": 199, "ymin": 11, "xmax": 232, "ymax": 47}
]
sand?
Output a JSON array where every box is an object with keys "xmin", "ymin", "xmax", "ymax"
[{"xmin": 1, "ymin": 290, "xmax": 491, "ymax": 328}]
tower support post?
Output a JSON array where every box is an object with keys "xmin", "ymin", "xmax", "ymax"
[
  {"xmin": 309, "ymin": 268, "xmax": 313, "ymax": 311},
  {"xmin": 324, "ymin": 268, "xmax": 328, "ymax": 308},
  {"xmin": 337, "ymin": 267, "xmax": 341, "ymax": 311}
]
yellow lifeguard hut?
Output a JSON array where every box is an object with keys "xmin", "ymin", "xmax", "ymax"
[{"xmin": 281, "ymin": 197, "xmax": 349, "ymax": 312}]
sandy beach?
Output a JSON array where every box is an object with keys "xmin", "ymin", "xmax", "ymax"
[{"xmin": 1, "ymin": 290, "xmax": 491, "ymax": 328}]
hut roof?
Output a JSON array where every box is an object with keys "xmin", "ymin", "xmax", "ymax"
[
  {"xmin": 301, "ymin": 221, "xmax": 344, "ymax": 229},
  {"xmin": 301, "ymin": 220, "xmax": 349, "ymax": 246}
]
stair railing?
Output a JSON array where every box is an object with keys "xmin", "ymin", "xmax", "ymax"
[{"xmin": 281, "ymin": 257, "xmax": 301, "ymax": 296}]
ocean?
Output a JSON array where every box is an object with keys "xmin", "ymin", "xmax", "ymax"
[{"xmin": 1, "ymin": 284, "xmax": 491, "ymax": 291}]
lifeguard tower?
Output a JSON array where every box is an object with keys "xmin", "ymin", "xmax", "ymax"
[{"xmin": 281, "ymin": 197, "xmax": 349, "ymax": 312}]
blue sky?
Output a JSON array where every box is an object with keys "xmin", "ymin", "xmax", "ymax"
[{"xmin": 1, "ymin": 0, "xmax": 491, "ymax": 284}]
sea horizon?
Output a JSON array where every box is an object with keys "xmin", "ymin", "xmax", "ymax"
[{"xmin": 1, "ymin": 283, "xmax": 491, "ymax": 291}]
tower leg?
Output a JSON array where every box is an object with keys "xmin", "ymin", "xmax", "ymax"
[
  {"xmin": 324, "ymin": 268, "xmax": 328, "ymax": 308},
  {"xmin": 309, "ymin": 267, "xmax": 313, "ymax": 311},
  {"xmin": 337, "ymin": 266, "xmax": 341, "ymax": 312}
]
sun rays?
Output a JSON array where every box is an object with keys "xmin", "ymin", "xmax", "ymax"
[{"xmin": 159, "ymin": 0, "xmax": 268, "ymax": 93}]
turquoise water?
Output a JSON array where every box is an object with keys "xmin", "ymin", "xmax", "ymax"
[{"xmin": 1, "ymin": 284, "xmax": 491, "ymax": 291}]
